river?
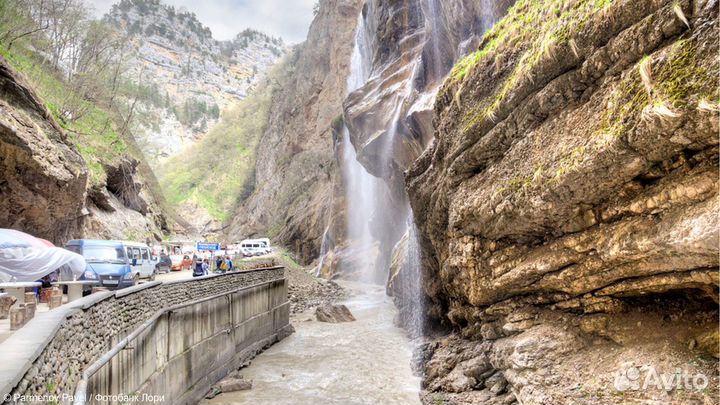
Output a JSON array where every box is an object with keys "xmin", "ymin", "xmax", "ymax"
[{"xmin": 202, "ymin": 282, "xmax": 422, "ymax": 405}]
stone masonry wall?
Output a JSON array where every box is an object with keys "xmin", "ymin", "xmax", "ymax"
[{"xmin": 0, "ymin": 267, "xmax": 286, "ymax": 404}]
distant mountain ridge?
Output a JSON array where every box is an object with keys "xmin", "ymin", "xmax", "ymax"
[{"xmin": 104, "ymin": 0, "xmax": 285, "ymax": 165}]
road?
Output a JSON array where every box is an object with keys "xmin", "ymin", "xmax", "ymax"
[{"xmin": 150, "ymin": 269, "xmax": 194, "ymax": 283}]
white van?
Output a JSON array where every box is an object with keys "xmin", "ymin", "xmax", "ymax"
[
  {"xmin": 65, "ymin": 240, "xmax": 157, "ymax": 289},
  {"xmin": 239, "ymin": 239, "xmax": 271, "ymax": 257},
  {"xmin": 122, "ymin": 241, "xmax": 158, "ymax": 280}
]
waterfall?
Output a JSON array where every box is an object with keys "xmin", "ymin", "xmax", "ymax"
[
  {"xmin": 480, "ymin": 0, "xmax": 500, "ymax": 32},
  {"xmin": 424, "ymin": 0, "xmax": 445, "ymax": 83},
  {"xmin": 403, "ymin": 214, "xmax": 425, "ymax": 337},
  {"xmin": 325, "ymin": 0, "xmax": 508, "ymax": 335},
  {"xmin": 347, "ymin": 2, "xmax": 375, "ymax": 91},
  {"xmin": 337, "ymin": 0, "xmax": 387, "ymax": 283},
  {"xmin": 315, "ymin": 226, "xmax": 331, "ymax": 277}
]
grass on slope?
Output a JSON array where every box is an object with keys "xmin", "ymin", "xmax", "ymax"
[
  {"xmin": 159, "ymin": 80, "xmax": 272, "ymax": 221},
  {"xmin": 159, "ymin": 56, "xmax": 294, "ymax": 221},
  {"xmin": 0, "ymin": 45, "xmax": 132, "ymax": 185}
]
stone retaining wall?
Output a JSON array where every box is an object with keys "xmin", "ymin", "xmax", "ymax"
[{"xmin": 0, "ymin": 267, "xmax": 290, "ymax": 405}]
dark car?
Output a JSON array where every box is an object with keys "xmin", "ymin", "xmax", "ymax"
[{"xmin": 155, "ymin": 254, "xmax": 172, "ymax": 274}]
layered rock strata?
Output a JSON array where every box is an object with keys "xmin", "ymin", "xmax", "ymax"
[{"xmin": 406, "ymin": 0, "xmax": 719, "ymax": 403}]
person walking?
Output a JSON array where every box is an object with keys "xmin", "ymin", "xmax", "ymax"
[
  {"xmin": 225, "ymin": 255, "xmax": 234, "ymax": 272},
  {"xmin": 202, "ymin": 259, "xmax": 209, "ymax": 275},
  {"xmin": 215, "ymin": 256, "xmax": 223, "ymax": 272}
]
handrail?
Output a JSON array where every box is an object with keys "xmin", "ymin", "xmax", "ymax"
[{"xmin": 72, "ymin": 272, "xmax": 284, "ymax": 405}]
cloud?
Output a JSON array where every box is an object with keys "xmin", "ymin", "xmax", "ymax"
[{"xmin": 88, "ymin": 0, "xmax": 317, "ymax": 43}]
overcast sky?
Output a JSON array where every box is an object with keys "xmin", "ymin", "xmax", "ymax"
[{"xmin": 88, "ymin": 0, "xmax": 316, "ymax": 43}]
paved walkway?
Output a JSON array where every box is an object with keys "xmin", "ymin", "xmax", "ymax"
[
  {"xmin": 0, "ymin": 301, "xmax": 52, "ymax": 344},
  {"xmin": 0, "ymin": 263, "xmax": 257, "ymax": 343}
]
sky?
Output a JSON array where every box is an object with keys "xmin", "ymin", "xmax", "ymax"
[{"xmin": 88, "ymin": 0, "xmax": 317, "ymax": 44}]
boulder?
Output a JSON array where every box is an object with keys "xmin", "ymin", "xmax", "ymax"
[
  {"xmin": 215, "ymin": 377, "xmax": 252, "ymax": 393},
  {"xmin": 206, "ymin": 375, "xmax": 253, "ymax": 399},
  {"xmin": 315, "ymin": 304, "xmax": 356, "ymax": 323}
]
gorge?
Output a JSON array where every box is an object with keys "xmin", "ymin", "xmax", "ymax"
[{"xmin": 0, "ymin": 0, "xmax": 717, "ymax": 404}]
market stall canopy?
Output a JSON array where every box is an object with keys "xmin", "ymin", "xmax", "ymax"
[{"xmin": 0, "ymin": 229, "xmax": 86, "ymax": 282}]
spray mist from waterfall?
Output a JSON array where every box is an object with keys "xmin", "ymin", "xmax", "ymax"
[{"xmin": 318, "ymin": 0, "xmax": 508, "ymax": 337}]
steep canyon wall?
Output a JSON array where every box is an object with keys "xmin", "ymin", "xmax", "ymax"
[
  {"xmin": 227, "ymin": 0, "xmax": 364, "ymax": 263},
  {"xmin": 0, "ymin": 55, "xmax": 171, "ymax": 244},
  {"xmin": 407, "ymin": 0, "xmax": 719, "ymax": 403}
]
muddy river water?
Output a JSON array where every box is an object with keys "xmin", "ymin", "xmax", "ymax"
[{"xmin": 203, "ymin": 282, "xmax": 421, "ymax": 405}]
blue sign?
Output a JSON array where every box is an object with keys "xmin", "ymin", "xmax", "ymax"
[{"xmin": 196, "ymin": 242, "xmax": 220, "ymax": 251}]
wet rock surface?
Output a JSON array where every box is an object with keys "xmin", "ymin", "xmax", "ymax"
[
  {"xmin": 405, "ymin": 0, "xmax": 719, "ymax": 403},
  {"xmin": 315, "ymin": 304, "xmax": 356, "ymax": 323},
  {"xmin": 344, "ymin": 0, "xmax": 514, "ymax": 183},
  {"xmin": 206, "ymin": 371, "xmax": 253, "ymax": 399}
]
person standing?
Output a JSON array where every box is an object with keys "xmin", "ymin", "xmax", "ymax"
[{"xmin": 193, "ymin": 258, "xmax": 205, "ymax": 277}]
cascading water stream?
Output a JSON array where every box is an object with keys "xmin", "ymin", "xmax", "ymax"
[
  {"xmin": 315, "ymin": 226, "xmax": 331, "ymax": 276},
  {"xmin": 336, "ymin": 0, "xmax": 435, "ymax": 332},
  {"xmin": 327, "ymin": 0, "xmax": 509, "ymax": 335},
  {"xmin": 424, "ymin": 0, "xmax": 446, "ymax": 83},
  {"xmin": 336, "ymin": 0, "xmax": 389, "ymax": 284}
]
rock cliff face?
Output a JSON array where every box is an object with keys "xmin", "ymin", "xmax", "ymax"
[
  {"xmin": 406, "ymin": 0, "xmax": 719, "ymax": 403},
  {"xmin": 0, "ymin": 55, "xmax": 169, "ymax": 244},
  {"xmin": 0, "ymin": 56, "xmax": 87, "ymax": 243},
  {"xmin": 106, "ymin": 0, "xmax": 284, "ymax": 165},
  {"xmin": 226, "ymin": 0, "xmax": 364, "ymax": 263}
]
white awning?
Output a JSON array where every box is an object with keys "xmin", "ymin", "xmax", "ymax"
[{"xmin": 0, "ymin": 229, "xmax": 86, "ymax": 283}]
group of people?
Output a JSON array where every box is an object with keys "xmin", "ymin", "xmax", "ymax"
[{"xmin": 192, "ymin": 254, "xmax": 234, "ymax": 277}]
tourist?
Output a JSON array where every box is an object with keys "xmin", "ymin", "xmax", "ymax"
[{"xmin": 192, "ymin": 258, "xmax": 205, "ymax": 277}]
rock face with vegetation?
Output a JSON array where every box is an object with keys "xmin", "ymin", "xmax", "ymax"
[
  {"xmin": 106, "ymin": 0, "xmax": 285, "ymax": 165},
  {"xmin": 406, "ymin": 0, "xmax": 719, "ymax": 403},
  {"xmin": 158, "ymin": 70, "xmax": 279, "ymax": 237},
  {"xmin": 227, "ymin": 0, "xmax": 364, "ymax": 263},
  {"xmin": 0, "ymin": 53, "xmax": 169, "ymax": 243},
  {"xmin": 0, "ymin": 56, "xmax": 87, "ymax": 242},
  {"xmin": 0, "ymin": 0, "xmax": 171, "ymax": 243},
  {"xmin": 102, "ymin": 0, "xmax": 286, "ymax": 235}
]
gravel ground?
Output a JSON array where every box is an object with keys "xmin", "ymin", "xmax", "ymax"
[{"xmin": 283, "ymin": 260, "xmax": 345, "ymax": 314}]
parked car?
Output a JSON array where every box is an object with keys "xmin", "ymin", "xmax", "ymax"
[
  {"xmin": 65, "ymin": 240, "xmax": 157, "ymax": 289},
  {"xmin": 170, "ymin": 254, "xmax": 184, "ymax": 271},
  {"xmin": 155, "ymin": 254, "xmax": 172, "ymax": 274},
  {"xmin": 181, "ymin": 255, "xmax": 193, "ymax": 271}
]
